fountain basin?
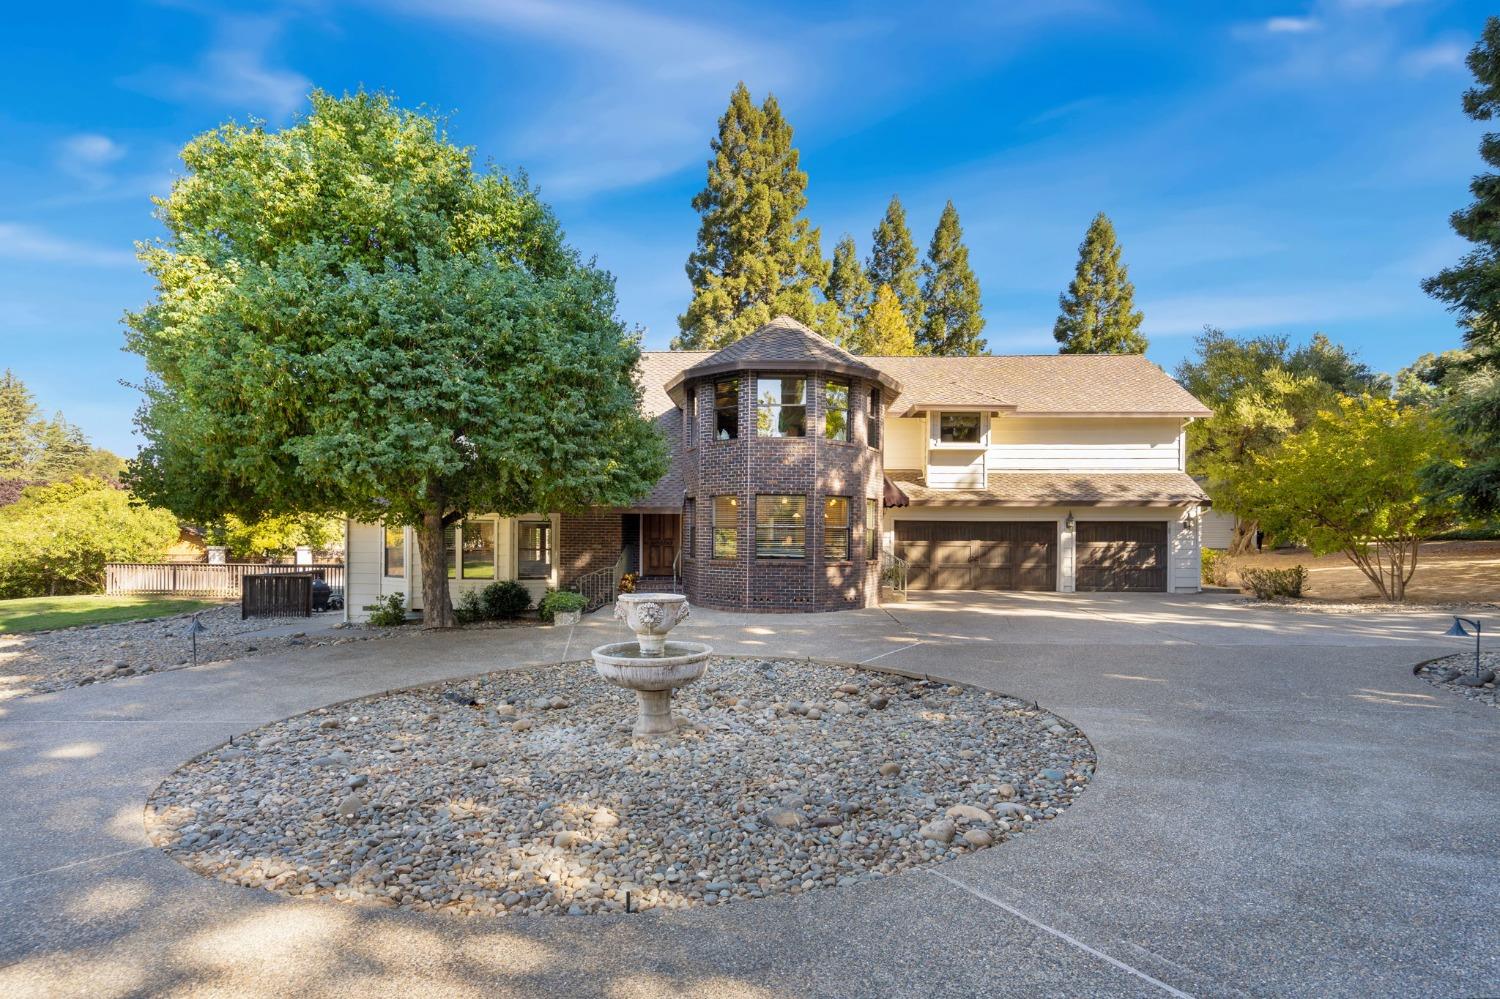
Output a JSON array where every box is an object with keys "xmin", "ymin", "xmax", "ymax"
[
  {"xmin": 590, "ymin": 641, "xmax": 713, "ymax": 691},
  {"xmin": 612, "ymin": 592, "xmax": 690, "ymax": 656}
]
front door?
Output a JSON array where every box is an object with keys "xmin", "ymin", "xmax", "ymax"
[{"xmin": 642, "ymin": 514, "xmax": 680, "ymax": 576}]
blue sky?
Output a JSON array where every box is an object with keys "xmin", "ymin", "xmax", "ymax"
[{"xmin": 0, "ymin": 0, "xmax": 1491, "ymax": 454}]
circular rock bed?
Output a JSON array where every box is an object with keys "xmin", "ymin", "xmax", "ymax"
[
  {"xmin": 1416, "ymin": 652, "xmax": 1499, "ymax": 711},
  {"xmin": 146, "ymin": 656, "xmax": 1095, "ymax": 917}
]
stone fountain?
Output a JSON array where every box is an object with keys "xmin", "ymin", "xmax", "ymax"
[{"xmin": 591, "ymin": 592, "xmax": 711, "ymax": 739}]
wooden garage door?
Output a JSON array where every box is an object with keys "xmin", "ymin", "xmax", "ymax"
[
  {"xmin": 1075, "ymin": 521, "xmax": 1168, "ymax": 592},
  {"xmin": 895, "ymin": 521, "xmax": 1056, "ymax": 591}
]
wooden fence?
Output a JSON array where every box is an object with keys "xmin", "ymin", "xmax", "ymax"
[
  {"xmin": 242, "ymin": 573, "xmax": 314, "ymax": 619},
  {"xmin": 104, "ymin": 562, "xmax": 346, "ymax": 597}
]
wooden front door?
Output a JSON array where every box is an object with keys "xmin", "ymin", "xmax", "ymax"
[{"xmin": 642, "ymin": 514, "xmax": 680, "ymax": 576}]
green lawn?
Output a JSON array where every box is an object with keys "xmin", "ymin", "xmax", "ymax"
[{"xmin": 0, "ymin": 594, "xmax": 223, "ymax": 634}]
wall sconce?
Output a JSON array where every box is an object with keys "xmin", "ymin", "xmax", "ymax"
[{"xmin": 1064, "ymin": 512, "xmax": 1075, "ymax": 531}]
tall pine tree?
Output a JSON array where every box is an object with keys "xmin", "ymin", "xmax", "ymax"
[
  {"xmin": 866, "ymin": 195, "xmax": 923, "ymax": 335},
  {"xmin": 1420, "ymin": 16, "xmax": 1500, "ymax": 516},
  {"xmin": 0, "ymin": 370, "xmax": 39, "ymax": 478},
  {"xmin": 676, "ymin": 84, "xmax": 831, "ymax": 349},
  {"xmin": 1053, "ymin": 212, "xmax": 1147, "ymax": 355},
  {"xmin": 858, "ymin": 284, "xmax": 917, "ymax": 355},
  {"xmin": 919, "ymin": 201, "xmax": 986, "ymax": 355},
  {"xmin": 826, "ymin": 234, "xmax": 872, "ymax": 350}
]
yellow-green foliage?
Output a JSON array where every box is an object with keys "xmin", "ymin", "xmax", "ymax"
[{"xmin": 0, "ymin": 478, "xmax": 179, "ymax": 598}]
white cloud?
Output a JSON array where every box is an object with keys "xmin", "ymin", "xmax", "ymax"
[
  {"xmin": 0, "ymin": 223, "xmax": 136, "ymax": 268},
  {"xmin": 56, "ymin": 133, "xmax": 126, "ymax": 190},
  {"xmin": 122, "ymin": 16, "xmax": 309, "ymax": 119},
  {"xmin": 1265, "ymin": 16, "xmax": 1320, "ymax": 33},
  {"xmin": 1401, "ymin": 40, "xmax": 1466, "ymax": 75}
]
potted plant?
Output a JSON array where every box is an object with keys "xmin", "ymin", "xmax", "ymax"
[{"xmin": 539, "ymin": 589, "xmax": 588, "ymax": 626}]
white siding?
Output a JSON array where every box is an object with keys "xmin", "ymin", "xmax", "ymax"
[
  {"xmin": 884, "ymin": 417, "xmax": 926, "ymax": 470},
  {"xmin": 1170, "ymin": 513, "xmax": 1202, "ymax": 593},
  {"xmin": 1201, "ymin": 508, "xmax": 1236, "ymax": 550},
  {"xmin": 986, "ymin": 416, "xmax": 1183, "ymax": 471},
  {"xmin": 345, "ymin": 520, "xmax": 385, "ymax": 623},
  {"xmin": 926, "ymin": 449, "xmax": 986, "ymax": 488}
]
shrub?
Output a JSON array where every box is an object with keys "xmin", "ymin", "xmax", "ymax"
[
  {"xmin": 1238, "ymin": 566, "xmax": 1308, "ymax": 600},
  {"xmin": 538, "ymin": 588, "xmax": 587, "ymax": 622},
  {"xmin": 365, "ymin": 592, "xmax": 408, "ymax": 626},
  {"xmin": 481, "ymin": 579, "xmax": 531, "ymax": 619},
  {"xmin": 1201, "ymin": 549, "xmax": 1230, "ymax": 587},
  {"xmin": 454, "ymin": 588, "xmax": 486, "ymax": 625}
]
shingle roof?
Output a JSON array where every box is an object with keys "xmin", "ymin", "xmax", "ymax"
[
  {"xmin": 679, "ymin": 315, "xmax": 877, "ymax": 377},
  {"xmin": 869, "ymin": 354, "xmax": 1210, "ymax": 417},
  {"xmin": 887, "ymin": 471, "xmax": 1210, "ymax": 507},
  {"xmin": 637, "ymin": 349, "xmax": 712, "ymax": 417}
]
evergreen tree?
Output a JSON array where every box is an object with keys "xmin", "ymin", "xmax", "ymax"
[
  {"xmin": 866, "ymin": 195, "xmax": 923, "ymax": 334},
  {"xmin": 0, "ymin": 370, "xmax": 39, "ymax": 478},
  {"xmin": 676, "ymin": 84, "xmax": 831, "ymax": 349},
  {"xmin": 826, "ymin": 234, "xmax": 872, "ymax": 350},
  {"xmin": 1421, "ymin": 16, "xmax": 1500, "ymax": 516},
  {"xmin": 1053, "ymin": 212, "xmax": 1147, "ymax": 354},
  {"xmin": 858, "ymin": 284, "xmax": 917, "ymax": 355},
  {"xmin": 919, "ymin": 201, "xmax": 986, "ymax": 355}
]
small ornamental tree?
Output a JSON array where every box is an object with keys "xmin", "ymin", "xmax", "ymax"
[
  {"xmin": 857, "ymin": 284, "xmax": 917, "ymax": 355},
  {"xmin": 1053, "ymin": 212, "xmax": 1146, "ymax": 354},
  {"xmin": 1241, "ymin": 396, "xmax": 1459, "ymax": 601},
  {"xmin": 125, "ymin": 91, "xmax": 667, "ymax": 627}
]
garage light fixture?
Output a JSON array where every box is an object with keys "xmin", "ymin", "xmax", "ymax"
[
  {"xmin": 1064, "ymin": 512, "xmax": 1075, "ymax": 531},
  {"xmin": 1443, "ymin": 615, "xmax": 1485, "ymax": 681}
]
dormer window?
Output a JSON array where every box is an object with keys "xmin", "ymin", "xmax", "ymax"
[
  {"xmin": 939, "ymin": 412, "xmax": 981, "ymax": 444},
  {"xmin": 756, "ymin": 377, "xmax": 806, "ymax": 437}
]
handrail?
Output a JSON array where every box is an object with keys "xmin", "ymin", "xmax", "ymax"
[
  {"xmin": 574, "ymin": 551, "xmax": 626, "ymax": 613},
  {"xmin": 880, "ymin": 547, "xmax": 909, "ymax": 597}
]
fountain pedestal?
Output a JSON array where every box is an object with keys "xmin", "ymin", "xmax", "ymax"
[{"xmin": 591, "ymin": 593, "xmax": 711, "ymax": 739}]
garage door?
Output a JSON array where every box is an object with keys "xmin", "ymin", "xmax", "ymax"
[
  {"xmin": 1075, "ymin": 521, "xmax": 1168, "ymax": 592},
  {"xmin": 894, "ymin": 521, "xmax": 1056, "ymax": 591}
]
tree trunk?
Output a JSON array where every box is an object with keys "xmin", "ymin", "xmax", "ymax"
[
  {"xmin": 1229, "ymin": 519, "xmax": 1259, "ymax": 555},
  {"xmin": 417, "ymin": 510, "xmax": 457, "ymax": 629}
]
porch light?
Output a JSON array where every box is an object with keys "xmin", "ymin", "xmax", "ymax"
[
  {"xmin": 1443, "ymin": 616, "xmax": 1484, "ymax": 680},
  {"xmin": 1064, "ymin": 512, "xmax": 1075, "ymax": 531}
]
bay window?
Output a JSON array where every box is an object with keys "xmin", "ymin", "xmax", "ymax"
[
  {"xmin": 756, "ymin": 495, "xmax": 806, "ymax": 558},
  {"xmin": 756, "ymin": 377, "xmax": 806, "ymax": 437},
  {"xmin": 825, "ymin": 380, "xmax": 850, "ymax": 441},
  {"xmin": 824, "ymin": 496, "xmax": 851, "ymax": 561}
]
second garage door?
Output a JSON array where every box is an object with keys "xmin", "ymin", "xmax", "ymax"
[
  {"xmin": 1075, "ymin": 521, "xmax": 1168, "ymax": 592},
  {"xmin": 895, "ymin": 521, "xmax": 1056, "ymax": 591}
]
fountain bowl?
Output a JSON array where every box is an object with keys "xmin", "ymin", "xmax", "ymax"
[
  {"xmin": 591, "ymin": 640, "xmax": 713, "ymax": 691},
  {"xmin": 612, "ymin": 592, "xmax": 690, "ymax": 656}
]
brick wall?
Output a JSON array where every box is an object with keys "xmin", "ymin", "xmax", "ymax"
[
  {"xmin": 559, "ymin": 509, "xmax": 622, "ymax": 587},
  {"xmin": 680, "ymin": 371, "xmax": 885, "ymax": 612}
]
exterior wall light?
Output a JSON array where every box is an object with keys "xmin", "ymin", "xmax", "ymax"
[{"xmin": 1064, "ymin": 512, "xmax": 1075, "ymax": 531}]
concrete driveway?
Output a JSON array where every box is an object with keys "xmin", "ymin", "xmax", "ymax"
[{"xmin": 0, "ymin": 592, "xmax": 1494, "ymax": 998}]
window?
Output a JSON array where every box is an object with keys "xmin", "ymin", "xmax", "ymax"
[
  {"xmin": 712, "ymin": 495, "xmax": 738, "ymax": 558},
  {"xmin": 715, "ymin": 379, "xmax": 739, "ymax": 440},
  {"xmin": 867, "ymin": 389, "xmax": 881, "ymax": 449},
  {"xmin": 683, "ymin": 498, "xmax": 696, "ymax": 558},
  {"xmin": 685, "ymin": 389, "xmax": 696, "ymax": 447},
  {"xmin": 865, "ymin": 498, "xmax": 879, "ymax": 560},
  {"xmin": 461, "ymin": 518, "xmax": 496, "ymax": 579},
  {"xmin": 443, "ymin": 523, "xmax": 458, "ymax": 578},
  {"xmin": 824, "ymin": 496, "xmax": 851, "ymax": 561},
  {"xmin": 756, "ymin": 377, "xmax": 806, "ymax": 437},
  {"xmin": 518, "ymin": 521, "xmax": 552, "ymax": 579},
  {"xmin": 383, "ymin": 525, "xmax": 404, "ymax": 577},
  {"xmin": 825, "ymin": 380, "xmax": 850, "ymax": 441},
  {"xmin": 756, "ymin": 495, "xmax": 806, "ymax": 558},
  {"xmin": 940, "ymin": 412, "xmax": 981, "ymax": 444}
]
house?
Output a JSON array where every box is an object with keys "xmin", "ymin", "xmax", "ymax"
[{"xmin": 344, "ymin": 316, "xmax": 1213, "ymax": 619}]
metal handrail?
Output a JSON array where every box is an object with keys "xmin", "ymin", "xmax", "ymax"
[
  {"xmin": 574, "ymin": 551, "xmax": 626, "ymax": 613},
  {"xmin": 880, "ymin": 547, "xmax": 909, "ymax": 596}
]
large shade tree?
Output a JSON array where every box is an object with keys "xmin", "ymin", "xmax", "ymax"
[
  {"xmin": 675, "ymin": 83, "xmax": 831, "ymax": 349},
  {"xmin": 1242, "ymin": 397, "xmax": 1458, "ymax": 601},
  {"xmin": 1421, "ymin": 16, "xmax": 1500, "ymax": 516},
  {"xmin": 126, "ymin": 91, "xmax": 667, "ymax": 627}
]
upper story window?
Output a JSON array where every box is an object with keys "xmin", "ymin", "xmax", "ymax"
[
  {"xmin": 867, "ymin": 389, "xmax": 881, "ymax": 448},
  {"xmin": 685, "ymin": 389, "xmax": 696, "ymax": 447},
  {"xmin": 824, "ymin": 380, "xmax": 850, "ymax": 441},
  {"xmin": 939, "ymin": 412, "xmax": 981, "ymax": 444},
  {"xmin": 383, "ymin": 525, "xmax": 404, "ymax": 578},
  {"xmin": 757, "ymin": 377, "xmax": 806, "ymax": 437},
  {"xmin": 518, "ymin": 521, "xmax": 552, "ymax": 579},
  {"xmin": 715, "ymin": 379, "xmax": 739, "ymax": 440}
]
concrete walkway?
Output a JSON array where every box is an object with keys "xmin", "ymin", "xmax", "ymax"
[{"xmin": 0, "ymin": 592, "xmax": 1495, "ymax": 997}]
